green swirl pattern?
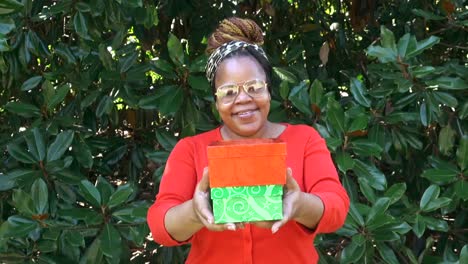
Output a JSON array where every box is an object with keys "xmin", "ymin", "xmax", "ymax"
[{"xmin": 211, "ymin": 185, "xmax": 283, "ymax": 223}]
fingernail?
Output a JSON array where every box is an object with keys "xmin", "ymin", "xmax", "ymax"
[
  {"xmin": 227, "ymin": 224, "xmax": 236, "ymax": 231},
  {"xmin": 272, "ymin": 227, "xmax": 278, "ymax": 234}
]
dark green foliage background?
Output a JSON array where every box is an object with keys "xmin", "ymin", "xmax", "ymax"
[{"xmin": 0, "ymin": 0, "xmax": 467, "ymax": 263}]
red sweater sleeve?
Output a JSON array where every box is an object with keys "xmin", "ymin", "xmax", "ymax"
[
  {"xmin": 147, "ymin": 138, "xmax": 197, "ymax": 246},
  {"xmin": 302, "ymin": 127, "xmax": 350, "ymax": 234}
]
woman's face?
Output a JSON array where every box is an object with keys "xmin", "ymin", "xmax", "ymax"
[{"xmin": 214, "ymin": 56, "xmax": 271, "ymax": 139}]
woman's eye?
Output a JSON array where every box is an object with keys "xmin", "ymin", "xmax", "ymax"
[{"xmin": 225, "ymin": 88, "xmax": 237, "ymax": 96}]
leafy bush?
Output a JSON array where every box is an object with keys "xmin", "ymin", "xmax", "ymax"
[{"xmin": 0, "ymin": 0, "xmax": 466, "ymax": 263}]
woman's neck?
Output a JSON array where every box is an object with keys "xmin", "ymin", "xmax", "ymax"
[{"xmin": 220, "ymin": 122, "xmax": 286, "ymax": 140}]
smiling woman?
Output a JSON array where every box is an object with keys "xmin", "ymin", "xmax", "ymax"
[{"xmin": 147, "ymin": 17, "xmax": 350, "ymax": 264}]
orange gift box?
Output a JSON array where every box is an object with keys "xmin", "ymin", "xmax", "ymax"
[{"xmin": 207, "ymin": 139, "xmax": 287, "ymax": 188}]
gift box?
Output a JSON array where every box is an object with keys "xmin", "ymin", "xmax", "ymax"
[
  {"xmin": 211, "ymin": 185, "xmax": 283, "ymax": 223},
  {"xmin": 207, "ymin": 139, "xmax": 287, "ymax": 223}
]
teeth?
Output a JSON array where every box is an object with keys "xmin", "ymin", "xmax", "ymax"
[{"xmin": 237, "ymin": 111, "xmax": 253, "ymax": 115}]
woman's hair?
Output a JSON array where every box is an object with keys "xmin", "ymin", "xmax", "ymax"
[{"xmin": 206, "ymin": 17, "xmax": 272, "ymax": 95}]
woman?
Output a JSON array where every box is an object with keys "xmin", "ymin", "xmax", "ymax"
[{"xmin": 147, "ymin": 17, "xmax": 349, "ymax": 263}]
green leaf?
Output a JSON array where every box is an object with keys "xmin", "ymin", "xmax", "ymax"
[
  {"xmin": 7, "ymin": 143, "xmax": 37, "ymax": 163},
  {"xmin": 119, "ymin": 52, "xmax": 138, "ymax": 73},
  {"xmin": 289, "ymin": 81, "xmax": 313, "ymax": 116},
  {"xmin": 423, "ymin": 197, "xmax": 451, "ymax": 212},
  {"xmin": 107, "ymin": 184, "xmax": 133, "ymax": 209},
  {"xmin": 151, "ymin": 59, "xmax": 177, "ymax": 79},
  {"xmin": 64, "ymin": 230, "xmax": 85, "ymax": 247},
  {"xmin": 37, "ymin": 240, "xmax": 57, "ymax": 253},
  {"xmin": 167, "ymin": 33, "xmax": 184, "ymax": 65},
  {"xmin": 58, "ymin": 208, "xmax": 100, "ymax": 222},
  {"xmin": 309, "ymin": 79, "xmax": 323, "ymax": 105},
  {"xmin": 100, "ymin": 224, "xmax": 122, "ymax": 259},
  {"xmin": 367, "ymin": 46, "xmax": 397, "ymax": 63},
  {"xmin": 31, "ymin": 178, "xmax": 48, "ymax": 214},
  {"xmin": 146, "ymin": 150, "xmax": 169, "ymax": 163},
  {"xmin": 54, "ymin": 43, "xmax": 76, "ymax": 64},
  {"xmin": 47, "ymin": 83, "xmax": 71, "ymax": 110},
  {"xmin": 406, "ymin": 36, "xmax": 440, "ymax": 58},
  {"xmin": 350, "ymin": 78, "xmax": 371, "ymax": 107},
  {"xmin": 46, "ymin": 130, "xmax": 74, "ymax": 162},
  {"xmin": 366, "ymin": 197, "xmax": 391, "ymax": 225},
  {"xmin": 81, "ymin": 90, "xmax": 101, "ymax": 109},
  {"xmin": 188, "ymin": 75, "xmax": 210, "ymax": 92},
  {"xmin": 156, "ymin": 130, "xmax": 177, "ymax": 151},
  {"xmin": 460, "ymin": 245, "xmax": 468, "ymax": 264},
  {"xmin": 96, "ymin": 95, "xmax": 114, "ymax": 117},
  {"xmin": 326, "ymin": 97, "xmax": 345, "ymax": 135},
  {"xmin": 358, "ymin": 177, "xmax": 377, "ymax": 204},
  {"xmin": 73, "ymin": 12, "xmax": 91, "ymax": 40},
  {"xmin": 80, "ymin": 237, "xmax": 103, "ymax": 264},
  {"xmin": 420, "ymin": 102, "xmax": 429, "ymax": 127},
  {"xmin": 5, "ymin": 101, "xmax": 41, "ymax": 118},
  {"xmin": 384, "ymin": 183, "xmax": 406, "ymax": 205},
  {"xmin": 432, "ymin": 91, "xmax": 458, "ymax": 108},
  {"xmin": 410, "ymin": 66, "xmax": 435, "ymax": 78},
  {"xmin": 96, "ymin": 176, "xmax": 115, "ymax": 205},
  {"xmin": 427, "ymin": 77, "xmax": 468, "ymax": 90},
  {"xmin": 0, "ymin": 17, "xmax": 16, "ymax": 35},
  {"xmin": 412, "ymin": 9, "xmax": 445, "ymax": 21},
  {"xmin": 454, "ymin": 180, "xmax": 468, "ymax": 200},
  {"xmin": 420, "ymin": 184, "xmax": 439, "ymax": 210},
  {"xmin": 12, "ymin": 189, "xmax": 35, "ymax": 216},
  {"xmin": 54, "ymin": 169, "xmax": 85, "ymax": 184},
  {"xmin": 457, "ymin": 136, "xmax": 467, "ymax": 171},
  {"xmin": 73, "ymin": 138, "xmax": 93, "ymax": 168},
  {"xmin": 353, "ymin": 159, "xmax": 387, "ymax": 190},
  {"xmin": 413, "ymin": 214, "xmax": 426, "ymax": 238},
  {"xmin": 421, "ymin": 215, "xmax": 449, "ymax": 232},
  {"xmin": 0, "ymin": 0, "xmax": 24, "ymax": 15},
  {"xmin": 421, "ymin": 168, "xmax": 457, "ymax": 185},
  {"xmin": 79, "ymin": 180, "xmax": 102, "ymax": 207},
  {"xmin": 348, "ymin": 202, "xmax": 364, "ymax": 226},
  {"xmin": 439, "ymin": 125, "xmax": 456, "ymax": 156},
  {"xmin": 273, "ymin": 67, "xmax": 297, "ymax": 83},
  {"xmin": 158, "ymin": 85, "xmax": 184, "ymax": 115},
  {"xmin": 112, "ymin": 205, "xmax": 148, "ymax": 223},
  {"xmin": 380, "ymin": 26, "xmax": 397, "ymax": 52},
  {"xmin": 6, "ymin": 215, "xmax": 38, "ymax": 237},
  {"xmin": 98, "ymin": 44, "xmax": 114, "ymax": 70},
  {"xmin": 347, "ymin": 115, "xmax": 368, "ymax": 132},
  {"xmin": 340, "ymin": 238, "xmax": 366, "ymax": 264},
  {"xmin": 349, "ymin": 139, "xmax": 383, "ymax": 158},
  {"xmin": 103, "ymin": 144, "xmax": 127, "ymax": 165},
  {"xmin": 376, "ymin": 242, "xmax": 399, "ymax": 264},
  {"xmin": 20, "ymin": 76, "xmax": 42, "ymax": 91},
  {"xmin": 335, "ymin": 151, "xmax": 355, "ymax": 173},
  {"xmin": 0, "ymin": 169, "xmax": 38, "ymax": 191},
  {"xmin": 24, "ymin": 128, "xmax": 46, "ymax": 162}
]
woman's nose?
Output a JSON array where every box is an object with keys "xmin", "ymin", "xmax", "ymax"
[{"xmin": 234, "ymin": 86, "xmax": 253, "ymax": 103}]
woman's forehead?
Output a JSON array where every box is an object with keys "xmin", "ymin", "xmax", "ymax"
[{"xmin": 215, "ymin": 56, "xmax": 266, "ymax": 85}]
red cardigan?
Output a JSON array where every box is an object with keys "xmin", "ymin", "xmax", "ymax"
[{"xmin": 147, "ymin": 124, "xmax": 349, "ymax": 264}]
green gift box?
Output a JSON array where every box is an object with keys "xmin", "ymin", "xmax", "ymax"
[{"xmin": 210, "ymin": 185, "xmax": 283, "ymax": 224}]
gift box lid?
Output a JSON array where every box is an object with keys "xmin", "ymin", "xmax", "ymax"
[
  {"xmin": 207, "ymin": 139, "xmax": 287, "ymax": 188},
  {"xmin": 207, "ymin": 138, "xmax": 286, "ymax": 158},
  {"xmin": 210, "ymin": 185, "xmax": 283, "ymax": 199}
]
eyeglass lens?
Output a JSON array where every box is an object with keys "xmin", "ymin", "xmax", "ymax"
[{"xmin": 216, "ymin": 80, "xmax": 267, "ymax": 104}]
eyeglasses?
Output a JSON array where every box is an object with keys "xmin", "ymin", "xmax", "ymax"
[{"xmin": 215, "ymin": 79, "xmax": 268, "ymax": 105}]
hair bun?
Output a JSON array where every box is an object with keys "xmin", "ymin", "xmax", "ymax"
[{"xmin": 206, "ymin": 17, "xmax": 264, "ymax": 54}]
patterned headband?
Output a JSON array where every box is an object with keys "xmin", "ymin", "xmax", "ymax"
[{"xmin": 205, "ymin": 40, "xmax": 269, "ymax": 86}]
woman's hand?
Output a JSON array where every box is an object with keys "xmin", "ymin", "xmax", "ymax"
[
  {"xmin": 250, "ymin": 168, "xmax": 306, "ymax": 233},
  {"xmin": 192, "ymin": 167, "xmax": 244, "ymax": 231}
]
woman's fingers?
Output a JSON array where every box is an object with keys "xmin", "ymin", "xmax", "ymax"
[{"xmin": 193, "ymin": 167, "xmax": 240, "ymax": 232}]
